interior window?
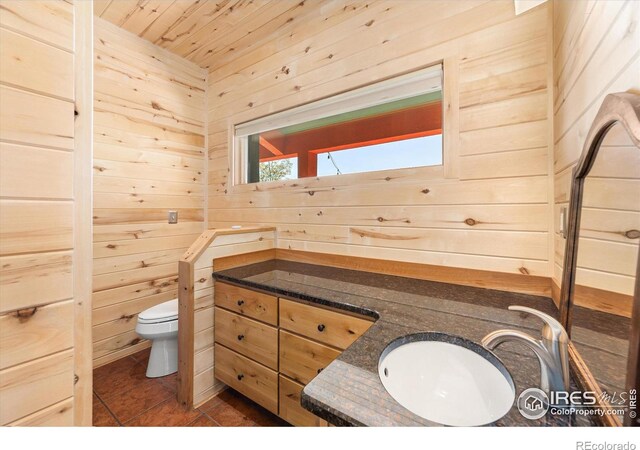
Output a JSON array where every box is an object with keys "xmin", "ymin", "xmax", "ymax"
[{"xmin": 235, "ymin": 65, "xmax": 443, "ymax": 184}]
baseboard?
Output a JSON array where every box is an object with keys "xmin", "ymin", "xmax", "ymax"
[
  {"xmin": 193, "ymin": 381, "xmax": 227, "ymax": 409},
  {"xmin": 93, "ymin": 340, "xmax": 151, "ymax": 368}
]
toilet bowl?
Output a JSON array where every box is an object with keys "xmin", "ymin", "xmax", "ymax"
[{"xmin": 135, "ymin": 299, "xmax": 178, "ymax": 378}]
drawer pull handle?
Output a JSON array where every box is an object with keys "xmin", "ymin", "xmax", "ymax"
[
  {"xmin": 317, "ymin": 324, "xmax": 326, "ymax": 332},
  {"xmin": 317, "ymin": 368, "xmax": 324, "ymax": 374},
  {"xmin": 237, "ymin": 373, "xmax": 244, "ymax": 381},
  {"xmin": 237, "ymin": 334, "xmax": 245, "ymax": 341},
  {"xmin": 237, "ymin": 299, "xmax": 245, "ymax": 306}
]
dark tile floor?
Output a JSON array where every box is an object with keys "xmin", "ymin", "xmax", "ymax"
[{"xmin": 93, "ymin": 348, "xmax": 289, "ymax": 427}]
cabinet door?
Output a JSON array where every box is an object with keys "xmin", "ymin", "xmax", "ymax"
[
  {"xmin": 279, "ymin": 298, "xmax": 372, "ymax": 349},
  {"xmin": 214, "ymin": 344, "xmax": 278, "ymax": 415},
  {"xmin": 214, "ymin": 307, "xmax": 278, "ymax": 370},
  {"xmin": 215, "ymin": 281, "xmax": 278, "ymax": 325},
  {"xmin": 280, "ymin": 330, "xmax": 340, "ymax": 385},
  {"xmin": 279, "ymin": 375, "xmax": 326, "ymax": 427}
]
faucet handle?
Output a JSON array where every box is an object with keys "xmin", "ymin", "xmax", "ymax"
[{"xmin": 508, "ymin": 305, "xmax": 568, "ymax": 342}]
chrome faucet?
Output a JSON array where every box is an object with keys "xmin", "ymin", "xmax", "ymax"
[{"xmin": 481, "ymin": 306, "xmax": 570, "ymax": 396}]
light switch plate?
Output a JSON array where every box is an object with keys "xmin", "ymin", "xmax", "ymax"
[
  {"xmin": 168, "ymin": 210, "xmax": 178, "ymax": 224},
  {"xmin": 559, "ymin": 206, "xmax": 567, "ymax": 239}
]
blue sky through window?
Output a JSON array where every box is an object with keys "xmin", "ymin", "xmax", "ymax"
[
  {"xmin": 316, "ymin": 135, "xmax": 442, "ymax": 176},
  {"xmin": 273, "ymin": 134, "xmax": 442, "ymax": 180}
]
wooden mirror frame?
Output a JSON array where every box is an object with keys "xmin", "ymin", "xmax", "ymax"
[{"xmin": 559, "ymin": 92, "xmax": 640, "ymax": 427}]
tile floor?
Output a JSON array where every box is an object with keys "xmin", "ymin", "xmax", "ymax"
[{"xmin": 93, "ymin": 348, "xmax": 289, "ymax": 427}]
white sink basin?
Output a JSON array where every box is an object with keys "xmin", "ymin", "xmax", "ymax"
[{"xmin": 378, "ymin": 335, "xmax": 515, "ymax": 426}]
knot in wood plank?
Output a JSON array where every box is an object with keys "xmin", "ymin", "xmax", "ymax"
[{"xmin": 624, "ymin": 229, "xmax": 640, "ymax": 239}]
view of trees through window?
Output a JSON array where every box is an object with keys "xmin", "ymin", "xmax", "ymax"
[{"xmin": 259, "ymin": 159, "xmax": 295, "ymax": 182}]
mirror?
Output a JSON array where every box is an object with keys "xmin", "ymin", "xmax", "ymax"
[
  {"xmin": 570, "ymin": 123, "xmax": 639, "ymax": 424},
  {"xmin": 561, "ymin": 93, "xmax": 640, "ymax": 427}
]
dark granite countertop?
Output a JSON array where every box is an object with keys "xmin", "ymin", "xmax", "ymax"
[{"xmin": 213, "ymin": 259, "xmax": 593, "ymax": 427}]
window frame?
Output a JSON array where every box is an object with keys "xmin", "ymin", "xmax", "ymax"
[{"xmin": 230, "ymin": 63, "xmax": 449, "ymax": 188}]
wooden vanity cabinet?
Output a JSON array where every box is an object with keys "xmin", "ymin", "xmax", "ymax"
[
  {"xmin": 214, "ymin": 281, "xmax": 278, "ymax": 325},
  {"xmin": 279, "ymin": 375, "xmax": 324, "ymax": 427},
  {"xmin": 213, "ymin": 282, "xmax": 279, "ymax": 414},
  {"xmin": 213, "ymin": 281, "xmax": 373, "ymax": 426},
  {"xmin": 279, "ymin": 330, "xmax": 341, "ymax": 385},
  {"xmin": 279, "ymin": 298, "xmax": 372, "ymax": 350},
  {"xmin": 214, "ymin": 307, "xmax": 278, "ymax": 369},
  {"xmin": 277, "ymin": 331, "xmax": 340, "ymax": 426},
  {"xmin": 214, "ymin": 343, "xmax": 279, "ymax": 414}
]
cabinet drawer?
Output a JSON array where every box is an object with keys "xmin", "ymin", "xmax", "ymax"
[
  {"xmin": 214, "ymin": 281, "xmax": 278, "ymax": 326},
  {"xmin": 279, "ymin": 299, "xmax": 372, "ymax": 350},
  {"xmin": 279, "ymin": 375, "xmax": 325, "ymax": 427},
  {"xmin": 280, "ymin": 330, "xmax": 340, "ymax": 385},
  {"xmin": 214, "ymin": 307, "xmax": 278, "ymax": 370},
  {"xmin": 214, "ymin": 344, "xmax": 278, "ymax": 415}
]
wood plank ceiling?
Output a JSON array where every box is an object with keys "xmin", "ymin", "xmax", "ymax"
[{"xmin": 94, "ymin": 0, "xmax": 314, "ymax": 70}]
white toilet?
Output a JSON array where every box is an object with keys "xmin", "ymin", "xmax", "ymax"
[{"xmin": 135, "ymin": 299, "xmax": 179, "ymax": 378}]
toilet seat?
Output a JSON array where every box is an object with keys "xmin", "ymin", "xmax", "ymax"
[
  {"xmin": 137, "ymin": 299, "xmax": 178, "ymax": 324},
  {"xmin": 135, "ymin": 319, "xmax": 178, "ymax": 336}
]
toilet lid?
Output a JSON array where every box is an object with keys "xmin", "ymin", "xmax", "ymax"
[{"xmin": 138, "ymin": 299, "xmax": 178, "ymax": 323}]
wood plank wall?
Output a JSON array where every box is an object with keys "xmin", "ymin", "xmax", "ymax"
[
  {"xmin": 206, "ymin": 1, "xmax": 554, "ymax": 284},
  {"xmin": 552, "ymin": 0, "xmax": 640, "ymax": 313},
  {"xmin": 92, "ymin": 18, "xmax": 207, "ymax": 367},
  {"xmin": 0, "ymin": 0, "xmax": 77, "ymax": 425}
]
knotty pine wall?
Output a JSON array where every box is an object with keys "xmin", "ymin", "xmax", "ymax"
[
  {"xmin": 207, "ymin": 1, "xmax": 553, "ymax": 284},
  {"xmin": 92, "ymin": 18, "xmax": 207, "ymax": 367},
  {"xmin": 0, "ymin": 0, "xmax": 83, "ymax": 425},
  {"xmin": 552, "ymin": 0, "xmax": 640, "ymax": 315}
]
